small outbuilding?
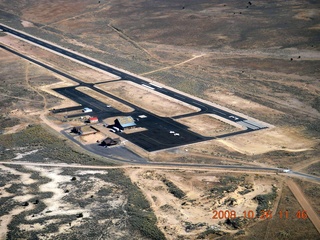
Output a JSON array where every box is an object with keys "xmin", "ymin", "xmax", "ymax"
[
  {"xmin": 89, "ymin": 116, "xmax": 99, "ymax": 123},
  {"xmin": 114, "ymin": 116, "xmax": 136, "ymax": 130},
  {"xmin": 100, "ymin": 137, "xmax": 120, "ymax": 147}
]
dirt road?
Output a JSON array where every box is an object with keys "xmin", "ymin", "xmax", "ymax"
[{"xmin": 287, "ymin": 180, "xmax": 320, "ymax": 234}]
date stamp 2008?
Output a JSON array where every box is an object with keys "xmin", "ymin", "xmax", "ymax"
[{"xmin": 212, "ymin": 210, "xmax": 308, "ymax": 220}]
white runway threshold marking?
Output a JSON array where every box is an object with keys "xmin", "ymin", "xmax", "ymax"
[
  {"xmin": 141, "ymin": 84, "xmax": 155, "ymax": 90},
  {"xmin": 149, "ymin": 82, "xmax": 163, "ymax": 88}
]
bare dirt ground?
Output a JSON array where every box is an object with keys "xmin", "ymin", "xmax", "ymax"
[
  {"xmin": 80, "ymin": 132, "xmax": 105, "ymax": 144},
  {"xmin": 216, "ymin": 127, "xmax": 316, "ymax": 156},
  {"xmin": 176, "ymin": 114, "xmax": 238, "ymax": 137},
  {"xmin": 96, "ymin": 81, "xmax": 200, "ymax": 117},
  {"xmin": 125, "ymin": 168, "xmax": 279, "ymax": 239},
  {"xmin": 76, "ymin": 86, "xmax": 134, "ymax": 113}
]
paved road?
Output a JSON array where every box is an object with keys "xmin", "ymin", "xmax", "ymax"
[
  {"xmin": 0, "ymin": 160, "xmax": 277, "ymax": 171},
  {"xmin": 0, "ymin": 24, "xmax": 268, "ymax": 131},
  {"xmin": 0, "ymin": 161, "xmax": 319, "ymax": 183},
  {"xmin": 287, "ymin": 180, "xmax": 320, "ymax": 233}
]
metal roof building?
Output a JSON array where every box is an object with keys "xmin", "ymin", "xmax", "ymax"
[{"xmin": 114, "ymin": 116, "xmax": 136, "ymax": 130}]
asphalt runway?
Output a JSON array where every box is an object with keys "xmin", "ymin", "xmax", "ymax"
[{"xmin": 0, "ymin": 24, "xmax": 270, "ymax": 152}]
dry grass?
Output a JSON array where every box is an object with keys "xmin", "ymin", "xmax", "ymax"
[
  {"xmin": 176, "ymin": 114, "xmax": 238, "ymax": 136},
  {"xmin": 96, "ymin": 81, "xmax": 200, "ymax": 117}
]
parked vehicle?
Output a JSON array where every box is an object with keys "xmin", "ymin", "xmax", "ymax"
[{"xmin": 82, "ymin": 107, "xmax": 93, "ymax": 113}]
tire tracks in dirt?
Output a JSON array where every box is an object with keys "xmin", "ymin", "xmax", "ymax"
[
  {"xmin": 39, "ymin": 3, "xmax": 111, "ymax": 30},
  {"xmin": 108, "ymin": 22, "xmax": 158, "ymax": 61},
  {"xmin": 25, "ymin": 62, "xmax": 48, "ymax": 111},
  {"xmin": 141, "ymin": 54, "xmax": 206, "ymax": 76}
]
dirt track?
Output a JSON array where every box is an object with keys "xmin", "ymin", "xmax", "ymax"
[{"xmin": 287, "ymin": 180, "xmax": 320, "ymax": 233}]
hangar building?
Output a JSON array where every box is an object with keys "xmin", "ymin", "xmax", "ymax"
[{"xmin": 114, "ymin": 116, "xmax": 136, "ymax": 130}]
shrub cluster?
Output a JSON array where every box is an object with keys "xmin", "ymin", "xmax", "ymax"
[
  {"xmin": 161, "ymin": 178, "xmax": 186, "ymax": 199},
  {"xmin": 253, "ymin": 186, "xmax": 277, "ymax": 217},
  {"xmin": 126, "ymin": 183, "xmax": 166, "ymax": 240}
]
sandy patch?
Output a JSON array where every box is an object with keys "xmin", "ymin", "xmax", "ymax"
[
  {"xmin": 21, "ymin": 20, "xmax": 35, "ymax": 28},
  {"xmin": 309, "ymin": 24, "xmax": 320, "ymax": 30},
  {"xmin": 0, "ymin": 184, "xmax": 15, "ymax": 198},
  {"xmin": 3, "ymin": 123, "xmax": 29, "ymax": 135},
  {"xmin": 13, "ymin": 194, "xmax": 36, "ymax": 202},
  {"xmin": 217, "ymin": 127, "xmax": 317, "ymax": 155},
  {"xmin": 75, "ymin": 170, "xmax": 108, "ymax": 175},
  {"xmin": 96, "ymin": 81, "xmax": 200, "ymax": 117},
  {"xmin": 0, "ymin": 207, "xmax": 35, "ymax": 239},
  {"xmin": 76, "ymin": 86, "xmax": 134, "ymax": 113},
  {"xmin": 293, "ymin": 9, "xmax": 320, "ymax": 21},
  {"xmin": 15, "ymin": 166, "xmax": 91, "ymax": 234},
  {"xmin": 176, "ymin": 114, "xmax": 238, "ymax": 136},
  {"xmin": 195, "ymin": 176, "xmax": 220, "ymax": 182},
  {"xmin": 0, "ymin": 165, "xmax": 38, "ymax": 238},
  {"xmin": 36, "ymin": 168, "xmax": 75, "ymax": 212},
  {"xmin": 80, "ymin": 132, "xmax": 105, "ymax": 144},
  {"xmin": 0, "ymin": 165, "xmax": 36, "ymax": 185},
  {"xmin": 13, "ymin": 149, "xmax": 39, "ymax": 160},
  {"xmin": 19, "ymin": 222, "xmax": 46, "ymax": 231}
]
